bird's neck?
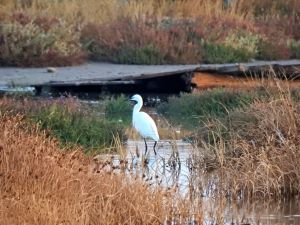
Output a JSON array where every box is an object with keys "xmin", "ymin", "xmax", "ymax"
[{"xmin": 133, "ymin": 101, "xmax": 143, "ymax": 114}]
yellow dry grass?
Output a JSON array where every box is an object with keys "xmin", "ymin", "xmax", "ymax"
[
  {"xmin": 1, "ymin": 0, "xmax": 298, "ymax": 24},
  {"xmin": 225, "ymin": 94, "xmax": 300, "ymax": 198},
  {"xmin": 0, "ymin": 113, "xmax": 184, "ymax": 225},
  {"xmin": 0, "ymin": 0, "xmax": 119, "ymax": 24},
  {"xmin": 199, "ymin": 80, "xmax": 300, "ymax": 198}
]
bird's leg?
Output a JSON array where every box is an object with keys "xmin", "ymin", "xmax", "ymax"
[
  {"xmin": 144, "ymin": 138, "xmax": 148, "ymax": 155},
  {"xmin": 153, "ymin": 141, "xmax": 157, "ymax": 155}
]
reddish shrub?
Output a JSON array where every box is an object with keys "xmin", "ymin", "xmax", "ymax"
[
  {"xmin": 38, "ymin": 49, "xmax": 86, "ymax": 67},
  {"xmin": 257, "ymin": 40, "xmax": 291, "ymax": 60},
  {"xmin": 0, "ymin": 12, "xmax": 86, "ymax": 67},
  {"xmin": 33, "ymin": 16, "xmax": 60, "ymax": 32},
  {"xmin": 10, "ymin": 11, "xmax": 31, "ymax": 26},
  {"xmin": 81, "ymin": 17, "xmax": 204, "ymax": 64}
]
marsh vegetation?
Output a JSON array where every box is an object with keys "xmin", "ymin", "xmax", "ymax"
[
  {"xmin": 1, "ymin": 74, "xmax": 300, "ymax": 224},
  {"xmin": 0, "ymin": 0, "xmax": 299, "ymax": 66},
  {"xmin": 1, "ymin": 0, "xmax": 300, "ymax": 224}
]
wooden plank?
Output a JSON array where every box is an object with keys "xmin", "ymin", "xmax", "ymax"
[
  {"xmin": 115, "ymin": 68, "xmax": 195, "ymax": 81},
  {"xmin": 41, "ymin": 80, "xmax": 136, "ymax": 87},
  {"xmin": 1, "ymin": 60, "xmax": 300, "ymax": 88},
  {"xmin": 196, "ymin": 60, "xmax": 300, "ymax": 74},
  {"xmin": 0, "ymin": 63, "xmax": 199, "ymax": 86},
  {"xmin": 36, "ymin": 68, "xmax": 195, "ymax": 87}
]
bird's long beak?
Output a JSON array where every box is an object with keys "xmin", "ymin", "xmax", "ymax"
[{"xmin": 130, "ymin": 98, "xmax": 136, "ymax": 106}]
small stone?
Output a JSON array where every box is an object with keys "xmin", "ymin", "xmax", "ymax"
[{"xmin": 47, "ymin": 67, "xmax": 57, "ymax": 73}]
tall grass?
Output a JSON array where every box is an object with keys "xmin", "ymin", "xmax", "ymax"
[
  {"xmin": 0, "ymin": 96, "xmax": 127, "ymax": 154},
  {"xmin": 155, "ymin": 73, "xmax": 300, "ymax": 198},
  {"xmin": 104, "ymin": 94, "xmax": 132, "ymax": 125},
  {"xmin": 33, "ymin": 104, "xmax": 126, "ymax": 154},
  {"xmin": 194, "ymin": 81, "xmax": 300, "ymax": 198},
  {"xmin": 0, "ymin": 0, "xmax": 299, "ymax": 66},
  {"xmin": 0, "ymin": 114, "xmax": 201, "ymax": 224},
  {"xmin": 157, "ymin": 88, "xmax": 255, "ymax": 129},
  {"xmin": 227, "ymin": 98, "xmax": 300, "ymax": 198}
]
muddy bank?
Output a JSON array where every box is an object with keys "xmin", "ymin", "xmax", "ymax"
[{"xmin": 192, "ymin": 72, "xmax": 300, "ymax": 89}]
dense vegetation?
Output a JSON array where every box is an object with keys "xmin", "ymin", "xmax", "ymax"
[
  {"xmin": 0, "ymin": 96, "xmax": 131, "ymax": 154},
  {"xmin": 0, "ymin": 114, "xmax": 199, "ymax": 225},
  {"xmin": 157, "ymin": 88, "xmax": 255, "ymax": 129},
  {"xmin": 0, "ymin": 0, "xmax": 299, "ymax": 66},
  {"xmin": 158, "ymin": 80, "xmax": 300, "ymax": 198},
  {"xmin": 1, "ymin": 79, "xmax": 300, "ymax": 225}
]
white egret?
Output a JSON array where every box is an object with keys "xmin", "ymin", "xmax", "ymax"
[{"xmin": 130, "ymin": 94, "xmax": 159, "ymax": 155}]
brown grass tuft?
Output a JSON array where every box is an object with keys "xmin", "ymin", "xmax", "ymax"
[
  {"xmin": 225, "ymin": 93, "xmax": 300, "ymax": 198},
  {"xmin": 0, "ymin": 114, "xmax": 183, "ymax": 224},
  {"xmin": 198, "ymin": 81, "xmax": 300, "ymax": 199}
]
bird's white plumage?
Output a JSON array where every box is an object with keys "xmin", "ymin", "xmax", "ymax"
[
  {"xmin": 131, "ymin": 94, "xmax": 159, "ymax": 141},
  {"xmin": 133, "ymin": 111, "xmax": 159, "ymax": 141}
]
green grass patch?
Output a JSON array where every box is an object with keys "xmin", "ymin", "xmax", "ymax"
[
  {"xmin": 203, "ymin": 42, "xmax": 253, "ymax": 63},
  {"xmin": 31, "ymin": 103, "xmax": 126, "ymax": 154},
  {"xmin": 0, "ymin": 96, "xmax": 127, "ymax": 154},
  {"xmin": 157, "ymin": 89, "xmax": 255, "ymax": 129},
  {"xmin": 113, "ymin": 44, "xmax": 164, "ymax": 65},
  {"xmin": 288, "ymin": 39, "xmax": 300, "ymax": 59},
  {"xmin": 104, "ymin": 95, "xmax": 132, "ymax": 125}
]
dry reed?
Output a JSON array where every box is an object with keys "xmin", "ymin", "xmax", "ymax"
[
  {"xmin": 1, "ymin": 0, "xmax": 298, "ymax": 65},
  {"xmin": 225, "ymin": 92, "xmax": 300, "ymax": 198},
  {"xmin": 0, "ymin": 113, "xmax": 194, "ymax": 224},
  {"xmin": 2, "ymin": 0, "xmax": 298, "ymax": 24},
  {"xmin": 198, "ymin": 79, "xmax": 300, "ymax": 199}
]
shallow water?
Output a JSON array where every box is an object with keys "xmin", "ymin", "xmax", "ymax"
[
  {"xmin": 0, "ymin": 85, "xmax": 35, "ymax": 94},
  {"xmin": 126, "ymin": 139, "xmax": 193, "ymax": 193},
  {"xmin": 92, "ymin": 139, "xmax": 300, "ymax": 224},
  {"xmin": 100, "ymin": 139, "xmax": 300, "ymax": 225}
]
